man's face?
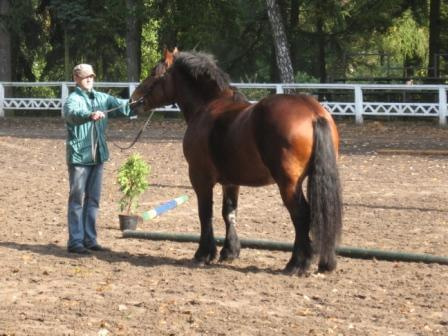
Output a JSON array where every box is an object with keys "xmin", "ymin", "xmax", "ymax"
[{"xmin": 75, "ymin": 74, "xmax": 95, "ymax": 91}]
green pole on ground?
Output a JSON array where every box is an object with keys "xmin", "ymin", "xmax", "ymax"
[{"xmin": 122, "ymin": 230, "xmax": 448, "ymax": 265}]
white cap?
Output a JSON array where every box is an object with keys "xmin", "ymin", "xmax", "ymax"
[{"xmin": 73, "ymin": 64, "xmax": 96, "ymax": 78}]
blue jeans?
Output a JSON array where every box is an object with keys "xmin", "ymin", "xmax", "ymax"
[{"xmin": 67, "ymin": 163, "xmax": 103, "ymax": 249}]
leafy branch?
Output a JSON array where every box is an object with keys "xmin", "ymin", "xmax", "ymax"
[{"xmin": 117, "ymin": 153, "xmax": 150, "ymax": 215}]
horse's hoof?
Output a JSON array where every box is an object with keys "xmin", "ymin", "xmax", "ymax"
[
  {"xmin": 282, "ymin": 267, "xmax": 309, "ymax": 277},
  {"xmin": 282, "ymin": 264, "xmax": 299, "ymax": 275},
  {"xmin": 194, "ymin": 252, "xmax": 216, "ymax": 265},
  {"xmin": 297, "ymin": 269, "xmax": 311, "ymax": 277},
  {"xmin": 190, "ymin": 258, "xmax": 207, "ymax": 267},
  {"xmin": 192, "ymin": 255, "xmax": 215, "ymax": 266},
  {"xmin": 193, "ymin": 253, "xmax": 215, "ymax": 266},
  {"xmin": 283, "ymin": 260, "xmax": 310, "ymax": 276},
  {"xmin": 282, "ymin": 264, "xmax": 298, "ymax": 275},
  {"xmin": 218, "ymin": 255, "xmax": 237, "ymax": 263},
  {"xmin": 219, "ymin": 248, "xmax": 240, "ymax": 263},
  {"xmin": 317, "ymin": 261, "xmax": 337, "ymax": 273}
]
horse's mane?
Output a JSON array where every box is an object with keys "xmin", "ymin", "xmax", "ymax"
[{"xmin": 173, "ymin": 51, "xmax": 230, "ymax": 91}]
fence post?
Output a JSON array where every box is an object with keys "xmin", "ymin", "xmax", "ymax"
[
  {"xmin": 354, "ymin": 85, "xmax": 363, "ymax": 124},
  {"xmin": 129, "ymin": 83, "xmax": 136, "ymax": 97},
  {"xmin": 275, "ymin": 84, "xmax": 284, "ymax": 94},
  {"xmin": 0, "ymin": 83, "xmax": 4, "ymax": 118},
  {"xmin": 438, "ymin": 86, "xmax": 447, "ymax": 126},
  {"xmin": 61, "ymin": 83, "xmax": 68, "ymax": 117}
]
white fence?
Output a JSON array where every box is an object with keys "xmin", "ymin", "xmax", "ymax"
[{"xmin": 0, "ymin": 82, "xmax": 447, "ymax": 125}]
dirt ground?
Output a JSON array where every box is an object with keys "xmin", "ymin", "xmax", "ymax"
[{"xmin": 0, "ymin": 116, "xmax": 447, "ymax": 336}]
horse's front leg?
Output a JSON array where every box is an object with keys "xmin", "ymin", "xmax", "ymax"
[
  {"xmin": 219, "ymin": 184, "xmax": 241, "ymax": 262},
  {"xmin": 192, "ymin": 183, "xmax": 217, "ymax": 265}
]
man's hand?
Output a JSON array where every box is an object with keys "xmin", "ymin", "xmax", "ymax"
[{"xmin": 90, "ymin": 111, "xmax": 105, "ymax": 121}]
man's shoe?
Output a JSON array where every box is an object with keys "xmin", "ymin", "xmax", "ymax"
[
  {"xmin": 68, "ymin": 246, "xmax": 90, "ymax": 254},
  {"xmin": 87, "ymin": 244, "xmax": 109, "ymax": 252}
]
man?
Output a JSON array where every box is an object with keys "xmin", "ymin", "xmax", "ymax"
[{"xmin": 64, "ymin": 64, "xmax": 133, "ymax": 254}]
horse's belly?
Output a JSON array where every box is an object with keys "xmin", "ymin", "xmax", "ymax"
[
  {"xmin": 216, "ymin": 155, "xmax": 275, "ymax": 186},
  {"xmin": 218, "ymin": 172, "xmax": 275, "ymax": 187}
]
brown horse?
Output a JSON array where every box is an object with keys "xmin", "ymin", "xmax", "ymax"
[{"xmin": 131, "ymin": 48, "xmax": 342, "ymax": 275}]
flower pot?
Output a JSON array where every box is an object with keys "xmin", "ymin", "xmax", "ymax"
[{"xmin": 119, "ymin": 214, "xmax": 142, "ymax": 231}]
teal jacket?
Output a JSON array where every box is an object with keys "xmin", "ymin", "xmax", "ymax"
[{"xmin": 64, "ymin": 86, "xmax": 133, "ymax": 165}]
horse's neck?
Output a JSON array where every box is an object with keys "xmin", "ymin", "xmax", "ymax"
[
  {"xmin": 177, "ymin": 99, "xmax": 206, "ymax": 123},
  {"xmin": 176, "ymin": 89, "xmax": 221, "ymax": 123}
]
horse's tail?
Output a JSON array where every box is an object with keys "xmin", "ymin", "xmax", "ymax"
[{"xmin": 307, "ymin": 116, "xmax": 342, "ymax": 272}]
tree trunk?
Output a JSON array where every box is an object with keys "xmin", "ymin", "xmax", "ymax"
[
  {"xmin": 0, "ymin": 0, "xmax": 12, "ymax": 82},
  {"xmin": 316, "ymin": 15, "xmax": 327, "ymax": 83},
  {"xmin": 289, "ymin": 0, "xmax": 300, "ymax": 72},
  {"xmin": 64, "ymin": 28, "xmax": 70, "ymax": 81},
  {"xmin": 266, "ymin": 0, "xmax": 294, "ymax": 83},
  {"xmin": 427, "ymin": 0, "xmax": 440, "ymax": 81},
  {"xmin": 126, "ymin": 0, "xmax": 142, "ymax": 82}
]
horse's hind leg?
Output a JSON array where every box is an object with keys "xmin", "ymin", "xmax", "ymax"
[
  {"xmin": 219, "ymin": 184, "xmax": 241, "ymax": 262},
  {"xmin": 280, "ymin": 180, "xmax": 312, "ymax": 276}
]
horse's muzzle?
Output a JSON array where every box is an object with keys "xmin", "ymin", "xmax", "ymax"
[{"xmin": 129, "ymin": 98, "xmax": 144, "ymax": 113}]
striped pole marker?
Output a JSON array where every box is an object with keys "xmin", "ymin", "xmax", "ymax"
[{"xmin": 141, "ymin": 195, "xmax": 189, "ymax": 221}]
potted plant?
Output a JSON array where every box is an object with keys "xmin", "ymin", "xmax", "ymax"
[{"xmin": 117, "ymin": 153, "xmax": 150, "ymax": 230}]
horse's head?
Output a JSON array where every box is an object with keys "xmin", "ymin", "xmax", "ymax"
[
  {"xmin": 130, "ymin": 47, "xmax": 179, "ymax": 114},
  {"xmin": 132, "ymin": 48, "xmax": 234, "ymax": 121}
]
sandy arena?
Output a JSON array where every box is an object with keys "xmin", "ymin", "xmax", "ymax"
[{"xmin": 0, "ymin": 117, "xmax": 447, "ymax": 335}]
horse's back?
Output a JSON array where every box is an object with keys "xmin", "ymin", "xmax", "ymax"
[
  {"xmin": 253, "ymin": 93, "xmax": 333, "ymax": 132},
  {"xmin": 189, "ymin": 93, "xmax": 338, "ymax": 187}
]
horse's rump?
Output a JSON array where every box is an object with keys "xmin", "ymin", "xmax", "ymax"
[{"xmin": 251, "ymin": 94, "xmax": 329, "ymax": 176}]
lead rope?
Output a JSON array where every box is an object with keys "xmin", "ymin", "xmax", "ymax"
[
  {"xmin": 112, "ymin": 108, "xmax": 156, "ymax": 151},
  {"xmin": 91, "ymin": 122, "xmax": 98, "ymax": 161},
  {"xmin": 90, "ymin": 95, "xmax": 99, "ymax": 162},
  {"xmin": 89, "ymin": 97, "xmax": 152, "ymax": 153}
]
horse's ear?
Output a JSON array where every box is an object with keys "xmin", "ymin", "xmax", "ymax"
[
  {"xmin": 164, "ymin": 48, "xmax": 175, "ymax": 67},
  {"xmin": 163, "ymin": 47, "xmax": 170, "ymax": 60}
]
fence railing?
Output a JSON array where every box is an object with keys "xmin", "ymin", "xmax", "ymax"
[{"xmin": 0, "ymin": 82, "xmax": 447, "ymax": 125}]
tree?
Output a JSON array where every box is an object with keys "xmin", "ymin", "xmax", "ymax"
[
  {"xmin": 152, "ymin": 0, "xmax": 273, "ymax": 82},
  {"xmin": 0, "ymin": 0, "xmax": 11, "ymax": 82},
  {"xmin": 315, "ymin": 1, "xmax": 327, "ymax": 83},
  {"xmin": 126, "ymin": 0, "xmax": 142, "ymax": 82},
  {"xmin": 427, "ymin": 0, "xmax": 441, "ymax": 80},
  {"xmin": 3, "ymin": 0, "xmax": 447, "ymax": 84},
  {"xmin": 265, "ymin": 0, "xmax": 294, "ymax": 83},
  {"xmin": 40, "ymin": 0, "xmax": 131, "ymax": 81},
  {"xmin": 44, "ymin": 0, "xmax": 95, "ymax": 80},
  {"xmin": 300, "ymin": 0, "xmax": 421, "ymax": 82},
  {"xmin": 382, "ymin": 9, "xmax": 428, "ymax": 79},
  {"xmin": 286, "ymin": 0, "xmax": 300, "ymax": 73}
]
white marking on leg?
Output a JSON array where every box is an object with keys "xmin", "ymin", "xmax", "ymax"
[{"xmin": 228, "ymin": 210, "xmax": 237, "ymax": 226}]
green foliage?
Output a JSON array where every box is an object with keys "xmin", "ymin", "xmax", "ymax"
[
  {"xmin": 382, "ymin": 9, "xmax": 428, "ymax": 65},
  {"xmin": 325, "ymin": 1, "xmax": 430, "ymax": 81},
  {"xmin": 141, "ymin": 18, "xmax": 162, "ymax": 79},
  {"xmin": 3, "ymin": 0, "xmax": 448, "ymax": 83},
  {"xmin": 117, "ymin": 153, "xmax": 150, "ymax": 215},
  {"xmin": 47, "ymin": 0, "xmax": 94, "ymax": 29},
  {"xmin": 295, "ymin": 71, "xmax": 319, "ymax": 83},
  {"xmin": 154, "ymin": 0, "xmax": 273, "ymax": 82},
  {"xmin": 3, "ymin": 0, "xmax": 48, "ymax": 81}
]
